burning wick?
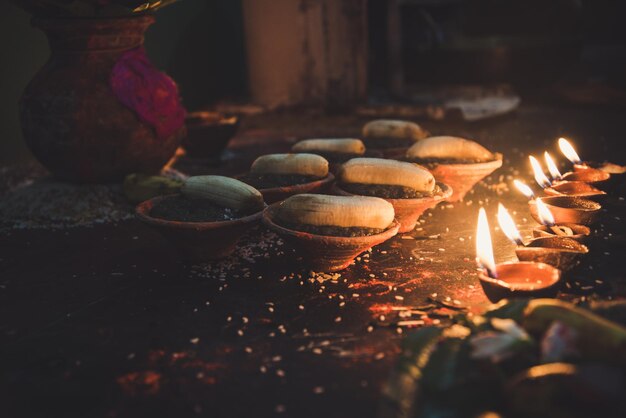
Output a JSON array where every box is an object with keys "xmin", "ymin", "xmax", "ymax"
[
  {"xmin": 497, "ymin": 203, "xmax": 524, "ymax": 246},
  {"xmin": 513, "ymin": 179, "xmax": 535, "ymax": 200},
  {"xmin": 558, "ymin": 137, "xmax": 582, "ymax": 165},
  {"xmin": 535, "ymin": 199, "xmax": 556, "ymax": 227},
  {"xmin": 544, "ymin": 151, "xmax": 562, "ymax": 181},
  {"xmin": 476, "ymin": 207, "xmax": 497, "ymax": 278},
  {"xmin": 529, "ymin": 155, "xmax": 551, "ymax": 188}
]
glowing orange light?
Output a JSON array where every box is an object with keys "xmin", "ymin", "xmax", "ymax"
[
  {"xmin": 513, "ymin": 179, "xmax": 535, "ymax": 199},
  {"xmin": 536, "ymin": 199, "xmax": 556, "ymax": 226},
  {"xmin": 497, "ymin": 203, "xmax": 523, "ymax": 246},
  {"xmin": 476, "ymin": 207, "xmax": 497, "ymax": 278},
  {"xmin": 529, "ymin": 155, "xmax": 551, "ymax": 188},
  {"xmin": 544, "ymin": 151, "xmax": 562, "ymax": 181},
  {"xmin": 558, "ymin": 137, "xmax": 581, "ymax": 164}
]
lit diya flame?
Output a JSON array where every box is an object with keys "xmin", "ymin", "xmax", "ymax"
[
  {"xmin": 529, "ymin": 155, "xmax": 551, "ymax": 188},
  {"xmin": 535, "ymin": 199, "xmax": 556, "ymax": 226},
  {"xmin": 544, "ymin": 151, "xmax": 562, "ymax": 181},
  {"xmin": 513, "ymin": 179, "xmax": 535, "ymax": 200},
  {"xmin": 558, "ymin": 137, "xmax": 581, "ymax": 164},
  {"xmin": 497, "ymin": 203, "xmax": 524, "ymax": 246},
  {"xmin": 476, "ymin": 207, "xmax": 497, "ymax": 278}
]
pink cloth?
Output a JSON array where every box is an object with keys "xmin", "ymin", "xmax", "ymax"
[{"xmin": 110, "ymin": 47, "xmax": 186, "ymax": 139}]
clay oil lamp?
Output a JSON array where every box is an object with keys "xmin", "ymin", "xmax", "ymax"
[
  {"xmin": 476, "ymin": 207, "xmax": 562, "ymax": 303},
  {"xmin": 542, "ymin": 151, "xmax": 607, "ymax": 202},
  {"xmin": 332, "ymin": 158, "xmax": 452, "ymax": 233},
  {"xmin": 498, "ymin": 203, "xmax": 588, "ymax": 272},
  {"xmin": 557, "ymin": 138, "xmax": 611, "ymax": 190},
  {"xmin": 136, "ymin": 176, "xmax": 266, "ymax": 261},
  {"xmin": 529, "ymin": 196, "xmax": 601, "ymax": 226},
  {"xmin": 513, "ymin": 180, "xmax": 591, "ymax": 242},
  {"xmin": 239, "ymin": 154, "xmax": 335, "ymax": 204},
  {"xmin": 183, "ymin": 111, "xmax": 239, "ymax": 160},
  {"xmin": 263, "ymin": 194, "xmax": 399, "ymax": 271}
]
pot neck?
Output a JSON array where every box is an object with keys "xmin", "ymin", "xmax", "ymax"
[{"xmin": 33, "ymin": 15, "xmax": 155, "ymax": 52}]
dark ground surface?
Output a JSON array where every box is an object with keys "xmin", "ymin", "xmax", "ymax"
[{"xmin": 1, "ymin": 104, "xmax": 625, "ymax": 418}]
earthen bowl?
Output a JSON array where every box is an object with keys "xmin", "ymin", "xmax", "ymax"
[
  {"xmin": 478, "ymin": 262, "xmax": 562, "ymax": 303},
  {"xmin": 543, "ymin": 181, "xmax": 606, "ymax": 202},
  {"xmin": 532, "ymin": 223, "xmax": 590, "ymax": 243},
  {"xmin": 255, "ymin": 173, "xmax": 335, "ymax": 204},
  {"xmin": 574, "ymin": 162, "xmax": 624, "ymax": 192},
  {"xmin": 262, "ymin": 203, "xmax": 400, "ymax": 272},
  {"xmin": 183, "ymin": 111, "xmax": 239, "ymax": 159},
  {"xmin": 515, "ymin": 236, "xmax": 589, "ymax": 271},
  {"xmin": 529, "ymin": 196, "xmax": 601, "ymax": 226},
  {"xmin": 425, "ymin": 153, "xmax": 503, "ymax": 202},
  {"xmin": 332, "ymin": 182, "xmax": 452, "ymax": 233},
  {"xmin": 136, "ymin": 195, "xmax": 263, "ymax": 262},
  {"xmin": 559, "ymin": 169, "xmax": 610, "ymax": 190}
]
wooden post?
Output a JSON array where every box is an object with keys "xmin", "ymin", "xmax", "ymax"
[{"xmin": 242, "ymin": 0, "xmax": 368, "ymax": 109}]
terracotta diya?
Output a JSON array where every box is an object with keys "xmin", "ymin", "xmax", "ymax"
[
  {"xmin": 515, "ymin": 236, "xmax": 589, "ymax": 272},
  {"xmin": 529, "ymin": 196, "xmax": 601, "ymax": 226},
  {"xmin": 543, "ymin": 181, "xmax": 606, "ymax": 202},
  {"xmin": 558, "ymin": 170, "xmax": 610, "ymax": 190},
  {"xmin": 477, "ymin": 207, "xmax": 562, "ymax": 303},
  {"xmin": 136, "ymin": 195, "xmax": 264, "ymax": 261},
  {"xmin": 532, "ymin": 223, "xmax": 591, "ymax": 243},
  {"xmin": 333, "ymin": 182, "xmax": 452, "ymax": 233},
  {"xmin": 263, "ymin": 198, "xmax": 400, "ymax": 272}
]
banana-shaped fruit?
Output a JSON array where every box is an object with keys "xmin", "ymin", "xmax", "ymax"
[
  {"xmin": 523, "ymin": 299, "xmax": 626, "ymax": 366},
  {"xmin": 362, "ymin": 119, "xmax": 428, "ymax": 141},
  {"xmin": 406, "ymin": 136, "xmax": 494, "ymax": 162},
  {"xmin": 181, "ymin": 175, "xmax": 264, "ymax": 212},
  {"xmin": 250, "ymin": 153, "xmax": 329, "ymax": 178},
  {"xmin": 292, "ymin": 138, "xmax": 366, "ymax": 155},
  {"xmin": 123, "ymin": 173, "xmax": 183, "ymax": 204},
  {"xmin": 275, "ymin": 194, "xmax": 394, "ymax": 230},
  {"xmin": 338, "ymin": 158, "xmax": 435, "ymax": 193}
]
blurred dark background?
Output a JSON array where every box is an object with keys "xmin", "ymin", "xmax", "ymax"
[{"xmin": 2, "ymin": 0, "xmax": 625, "ymax": 165}]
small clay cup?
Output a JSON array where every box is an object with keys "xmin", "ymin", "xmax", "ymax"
[
  {"xmin": 426, "ymin": 154, "xmax": 503, "ymax": 202},
  {"xmin": 262, "ymin": 204, "xmax": 400, "ymax": 272},
  {"xmin": 574, "ymin": 162, "xmax": 624, "ymax": 192},
  {"xmin": 183, "ymin": 111, "xmax": 239, "ymax": 159},
  {"xmin": 532, "ymin": 223, "xmax": 590, "ymax": 243},
  {"xmin": 543, "ymin": 181, "xmax": 606, "ymax": 202},
  {"xmin": 256, "ymin": 173, "xmax": 335, "ymax": 204},
  {"xmin": 332, "ymin": 182, "xmax": 452, "ymax": 233},
  {"xmin": 529, "ymin": 196, "xmax": 601, "ymax": 226},
  {"xmin": 559, "ymin": 168, "xmax": 610, "ymax": 190},
  {"xmin": 515, "ymin": 236, "xmax": 589, "ymax": 271},
  {"xmin": 478, "ymin": 262, "xmax": 562, "ymax": 303},
  {"xmin": 136, "ymin": 195, "xmax": 263, "ymax": 262}
]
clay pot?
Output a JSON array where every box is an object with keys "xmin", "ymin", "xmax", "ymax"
[
  {"xmin": 544, "ymin": 181, "xmax": 606, "ymax": 202},
  {"xmin": 333, "ymin": 182, "xmax": 452, "ymax": 233},
  {"xmin": 515, "ymin": 237, "xmax": 589, "ymax": 271},
  {"xmin": 20, "ymin": 16, "xmax": 185, "ymax": 183},
  {"xmin": 532, "ymin": 223, "xmax": 590, "ymax": 243},
  {"xmin": 136, "ymin": 195, "xmax": 263, "ymax": 262},
  {"xmin": 478, "ymin": 262, "xmax": 562, "ymax": 303},
  {"xmin": 263, "ymin": 204, "xmax": 400, "ymax": 272},
  {"xmin": 574, "ymin": 162, "xmax": 624, "ymax": 192},
  {"xmin": 256, "ymin": 173, "xmax": 335, "ymax": 204},
  {"xmin": 560, "ymin": 169, "xmax": 610, "ymax": 190},
  {"xmin": 529, "ymin": 196, "xmax": 601, "ymax": 226},
  {"xmin": 183, "ymin": 111, "xmax": 239, "ymax": 159},
  {"xmin": 427, "ymin": 154, "xmax": 503, "ymax": 202}
]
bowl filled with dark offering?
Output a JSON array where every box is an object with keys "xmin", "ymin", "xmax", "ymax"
[
  {"xmin": 136, "ymin": 175, "xmax": 265, "ymax": 261},
  {"xmin": 292, "ymin": 138, "xmax": 366, "ymax": 172},
  {"xmin": 240, "ymin": 153, "xmax": 334, "ymax": 204},
  {"xmin": 263, "ymin": 194, "xmax": 399, "ymax": 271},
  {"xmin": 361, "ymin": 119, "xmax": 429, "ymax": 159},
  {"xmin": 333, "ymin": 158, "xmax": 451, "ymax": 233},
  {"xmin": 183, "ymin": 111, "xmax": 239, "ymax": 159},
  {"xmin": 529, "ymin": 196, "xmax": 601, "ymax": 226},
  {"xmin": 515, "ymin": 236, "xmax": 589, "ymax": 272},
  {"xmin": 405, "ymin": 136, "xmax": 502, "ymax": 202}
]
